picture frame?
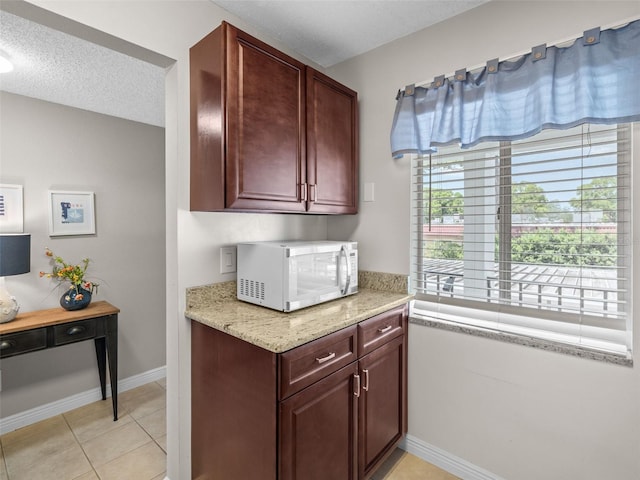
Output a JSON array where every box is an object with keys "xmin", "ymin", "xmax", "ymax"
[
  {"xmin": 0, "ymin": 184, "xmax": 24, "ymax": 233},
  {"xmin": 48, "ymin": 190, "xmax": 96, "ymax": 236}
]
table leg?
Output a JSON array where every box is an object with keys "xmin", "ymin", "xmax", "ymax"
[
  {"xmin": 106, "ymin": 315, "xmax": 119, "ymax": 421},
  {"xmin": 94, "ymin": 337, "xmax": 107, "ymax": 400}
]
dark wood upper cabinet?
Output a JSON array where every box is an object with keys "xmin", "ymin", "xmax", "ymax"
[
  {"xmin": 306, "ymin": 68, "xmax": 358, "ymax": 214},
  {"xmin": 190, "ymin": 22, "xmax": 358, "ymax": 214}
]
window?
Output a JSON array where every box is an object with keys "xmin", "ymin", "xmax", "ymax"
[{"xmin": 411, "ymin": 123, "xmax": 632, "ymax": 356}]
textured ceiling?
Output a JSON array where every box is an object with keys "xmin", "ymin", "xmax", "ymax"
[
  {"xmin": 212, "ymin": 0, "xmax": 487, "ymax": 67},
  {"xmin": 0, "ymin": 10, "xmax": 166, "ymax": 127},
  {"xmin": 0, "ymin": 1, "xmax": 487, "ymax": 127}
]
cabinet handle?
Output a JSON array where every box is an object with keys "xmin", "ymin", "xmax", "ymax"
[
  {"xmin": 66, "ymin": 326, "xmax": 86, "ymax": 335},
  {"xmin": 354, "ymin": 374, "xmax": 361, "ymax": 397},
  {"xmin": 315, "ymin": 352, "xmax": 336, "ymax": 364},
  {"xmin": 0, "ymin": 340, "xmax": 16, "ymax": 350},
  {"xmin": 312, "ymin": 184, "xmax": 318, "ymax": 202},
  {"xmin": 301, "ymin": 183, "xmax": 308, "ymax": 202},
  {"xmin": 377, "ymin": 325, "xmax": 393, "ymax": 334},
  {"xmin": 362, "ymin": 369, "xmax": 369, "ymax": 392}
]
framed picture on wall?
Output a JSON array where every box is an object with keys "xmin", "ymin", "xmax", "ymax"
[
  {"xmin": 48, "ymin": 190, "xmax": 96, "ymax": 236},
  {"xmin": 0, "ymin": 184, "xmax": 24, "ymax": 233}
]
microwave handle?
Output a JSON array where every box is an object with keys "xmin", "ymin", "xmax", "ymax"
[{"xmin": 340, "ymin": 245, "xmax": 352, "ymax": 295}]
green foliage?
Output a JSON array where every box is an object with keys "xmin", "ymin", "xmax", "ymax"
[
  {"xmin": 512, "ymin": 182, "xmax": 549, "ymax": 217},
  {"xmin": 427, "ymin": 240, "xmax": 463, "ymax": 260},
  {"xmin": 423, "ymin": 182, "xmax": 618, "ymax": 267},
  {"xmin": 510, "ymin": 229, "xmax": 617, "ymax": 266},
  {"xmin": 425, "ymin": 188, "xmax": 463, "ymax": 222},
  {"xmin": 569, "ymin": 176, "xmax": 617, "ymax": 222}
]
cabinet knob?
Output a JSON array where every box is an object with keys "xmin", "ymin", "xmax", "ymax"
[{"xmin": 0, "ymin": 340, "xmax": 16, "ymax": 350}]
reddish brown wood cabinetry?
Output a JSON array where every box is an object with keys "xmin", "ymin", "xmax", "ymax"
[
  {"xmin": 190, "ymin": 22, "xmax": 358, "ymax": 213},
  {"xmin": 306, "ymin": 68, "xmax": 358, "ymax": 214},
  {"xmin": 191, "ymin": 304, "xmax": 407, "ymax": 480}
]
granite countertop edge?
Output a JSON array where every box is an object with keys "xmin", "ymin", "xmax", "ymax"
[{"xmin": 185, "ymin": 272, "xmax": 412, "ymax": 353}]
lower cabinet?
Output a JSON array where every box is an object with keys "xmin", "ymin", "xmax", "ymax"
[
  {"xmin": 280, "ymin": 363, "xmax": 359, "ymax": 480},
  {"xmin": 358, "ymin": 335, "xmax": 406, "ymax": 479},
  {"xmin": 191, "ymin": 304, "xmax": 408, "ymax": 480}
]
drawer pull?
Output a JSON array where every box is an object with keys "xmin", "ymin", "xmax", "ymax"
[
  {"xmin": 0, "ymin": 340, "xmax": 16, "ymax": 350},
  {"xmin": 315, "ymin": 352, "xmax": 336, "ymax": 364},
  {"xmin": 377, "ymin": 325, "xmax": 393, "ymax": 334},
  {"xmin": 354, "ymin": 374, "xmax": 361, "ymax": 397},
  {"xmin": 66, "ymin": 326, "xmax": 86, "ymax": 336},
  {"xmin": 362, "ymin": 369, "xmax": 369, "ymax": 392}
]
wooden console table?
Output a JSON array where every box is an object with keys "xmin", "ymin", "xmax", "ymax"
[{"xmin": 0, "ymin": 301, "xmax": 119, "ymax": 420}]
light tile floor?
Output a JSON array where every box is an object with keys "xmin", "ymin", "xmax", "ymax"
[
  {"xmin": 0, "ymin": 379, "xmax": 457, "ymax": 480},
  {"xmin": 0, "ymin": 380, "xmax": 167, "ymax": 480}
]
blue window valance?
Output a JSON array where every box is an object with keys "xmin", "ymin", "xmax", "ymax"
[{"xmin": 390, "ymin": 19, "xmax": 640, "ymax": 157}]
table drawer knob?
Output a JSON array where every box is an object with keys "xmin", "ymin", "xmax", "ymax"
[
  {"xmin": 315, "ymin": 352, "xmax": 336, "ymax": 364},
  {"xmin": 66, "ymin": 326, "xmax": 86, "ymax": 335},
  {"xmin": 0, "ymin": 340, "xmax": 16, "ymax": 350}
]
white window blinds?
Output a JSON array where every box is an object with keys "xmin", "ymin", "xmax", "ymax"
[{"xmin": 411, "ymin": 123, "xmax": 632, "ymax": 355}]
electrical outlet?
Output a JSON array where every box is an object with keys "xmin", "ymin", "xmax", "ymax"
[{"xmin": 220, "ymin": 246, "xmax": 237, "ymax": 274}]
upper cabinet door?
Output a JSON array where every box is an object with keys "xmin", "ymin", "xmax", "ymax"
[
  {"xmin": 306, "ymin": 68, "xmax": 359, "ymax": 214},
  {"xmin": 225, "ymin": 25, "xmax": 307, "ymax": 212}
]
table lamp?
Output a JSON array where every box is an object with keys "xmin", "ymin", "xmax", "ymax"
[{"xmin": 0, "ymin": 233, "xmax": 31, "ymax": 323}]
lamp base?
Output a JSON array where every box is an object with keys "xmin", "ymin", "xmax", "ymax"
[{"xmin": 0, "ymin": 285, "xmax": 19, "ymax": 323}]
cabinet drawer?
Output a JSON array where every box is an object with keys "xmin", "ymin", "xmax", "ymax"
[
  {"xmin": 280, "ymin": 325, "xmax": 357, "ymax": 399},
  {"xmin": 53, "ymin": 319, "xmax": 97, "ymax": 346},
  {"xmin": 0, "ymin": 328, "xmax": 47, "ymax": 358},
  {"xmin": 357, "ymin": 306, "xmax": 406, "ymax": 357}
]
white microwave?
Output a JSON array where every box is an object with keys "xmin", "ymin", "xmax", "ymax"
[{"xmin": 237, "ymin": 241, "xmax": 358, "ymax": 312}]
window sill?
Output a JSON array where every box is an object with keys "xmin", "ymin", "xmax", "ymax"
[{"xmin": 409, "ymin": 314, "xmax": 633, "ymax": 367}]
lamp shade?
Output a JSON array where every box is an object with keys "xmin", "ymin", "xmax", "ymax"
[{"xmin": 0, "ymin": 234, "xmax": 31, "ymax": 276}]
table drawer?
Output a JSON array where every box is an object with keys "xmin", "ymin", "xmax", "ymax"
[
  {"xmin": 53, "ymin": 319, "xmax": 97, "ymax": 346},
  {"xmin": 279, "ymin": 325, "xmax": 357, "ymax": 399},
  {"xmin": 357, "ymin": 305, "xmax": 406, "ymax": 357},
  {"xmin": 0, "ymin": 328, "xmax": 47, "ymax": 358}
]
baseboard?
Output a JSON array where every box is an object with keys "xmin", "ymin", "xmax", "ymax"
[
  {"xmin": 399, "ymin": 434, "xmax": 504, "ymax": 480},
  {"xmin": 0, "ymin": 365, "xmax": 166, "ymax": 435}
]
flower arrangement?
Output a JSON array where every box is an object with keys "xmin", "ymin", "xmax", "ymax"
[{"xmin": 40, "ymin": 248, "xmax": 99, "ymax": 301}]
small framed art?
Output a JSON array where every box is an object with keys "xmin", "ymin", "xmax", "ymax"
[
  {"xmin": 48, "ymin": 190, "xmax": 96, "ymax": 236},
  {"xmin": 0, "ymin": 184, "xmax": 24, "ymax": 233}
]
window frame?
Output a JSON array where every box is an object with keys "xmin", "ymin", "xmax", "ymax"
[{"xmin": 410, "ymin": 123, "xmax": 633, "ymax": 358}]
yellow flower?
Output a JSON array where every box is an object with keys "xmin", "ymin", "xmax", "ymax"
[{"xmin": 41, "ymin": 248, "xmax": 99, "ymax": 297}]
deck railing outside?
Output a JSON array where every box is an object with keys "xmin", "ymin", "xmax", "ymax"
[{"xmin": 421, "ymin": 261, "xmax": 621, "ymax": 318}]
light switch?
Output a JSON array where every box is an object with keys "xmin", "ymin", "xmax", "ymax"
[
  {"xmin": 220, "ymin": 246, "xmax": 237, "ymax": 274},
  {"xmin": 363, "ymin": 182, "xmax": 375, "ymax": 202}
]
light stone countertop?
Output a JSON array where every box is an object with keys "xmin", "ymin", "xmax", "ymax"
[{"xmin": 185, "ymin": 272, "xmax": 413, "ymax": 353}]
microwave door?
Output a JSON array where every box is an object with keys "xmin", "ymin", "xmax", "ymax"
[{"xmin": 285, "ymin": 247, "xmax": 343, "ymax": 311}]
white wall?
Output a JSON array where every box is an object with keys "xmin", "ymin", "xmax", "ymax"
[
  {"xmin": 21, "ymin": 1, "xmax": 329, "ymax": 478},
  {"xmin": 327, "ymin": 2, "xmax": 640, "ymax": 479},
  {"xmin": 0, "ymin": 92, "xmax": 166, "ymax": 416}
]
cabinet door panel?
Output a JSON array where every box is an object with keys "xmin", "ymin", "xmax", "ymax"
[
  {"xmin": 226, "ymin": 26, "xmax": 306, "ymax": 211},
  {"xmin": 280, "ymin": 362, "xmax": 358, "ymax": 480},
  {"xmin": 306, "ymin": 68, "xmax": 358, "ymax": 214},
  {"xmin": 359, "ymin": 335, "xmax": 405, "ymax": 479}
]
